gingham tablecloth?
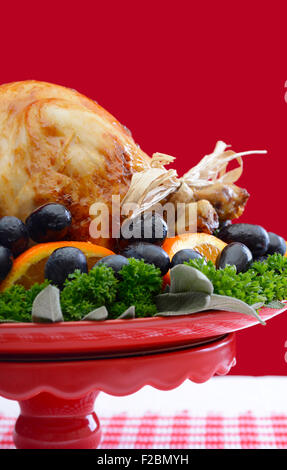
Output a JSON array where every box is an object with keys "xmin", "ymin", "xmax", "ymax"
[{"xmin": 1, "ymin": 377, "xmax": 287, "ymax": 449}]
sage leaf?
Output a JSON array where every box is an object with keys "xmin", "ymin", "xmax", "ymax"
[
  {"xmin": 155, "ymin": 291, "xmax": 210, "ymax": 316},
  {"xmin": 32, "ymin": 285, "xmax": 64, "ymax": 323},
  {"xmin": 265, "ymin": 300, "xmax": 286, "ymax": 309},
  {"xmin": 0, "ymin": 319, "xmax": 20, "ymax": 323},
  {"xmin": 206, "ymin": 294, "xmax": 265, "ymax": 325},
  {"xmin": 82, "ymin": 306, "xmax": 109, "ymax": 321},
  {"xmin": 169, "ymin": 265, "xmax": 213, "ymax": 295},
  {"xmin": 117, "ymin": 306, "xmax": 136, "ymax": 319},
  {"xmin": 252, "ymin": 302, "xmax": 264, "ymax": 311}
]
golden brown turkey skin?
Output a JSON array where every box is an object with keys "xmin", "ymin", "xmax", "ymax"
[
  {"xmin": 0, "ymin": 81, "xmax": 151, "ymax": 248},
  {"xmin": 193, "ymin": 183, "xmax": 250, "ymax": 221},
  {"xmin": 196, "ymin": 199, "xmax": 219, "ymax": 233}
]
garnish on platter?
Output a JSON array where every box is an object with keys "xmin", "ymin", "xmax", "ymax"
[
  {"xmin": 0, "ymin": 241, "xmax": 113, "ymax": 290},
  {"xmin": 155, "ymin": 264, "xmax": 264, "ymax": 324},
  {"xmin": 0, "ymin": 80, "xmax": 286, "ymax": 325}
]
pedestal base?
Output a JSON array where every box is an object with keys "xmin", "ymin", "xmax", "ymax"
[
  {"xmin": 0, "ymin": 333, "xmax": 236, "ymax": 449},
  {"xmin": 14, "ymin": 391, "xmax": 101, "ymax": 449}
]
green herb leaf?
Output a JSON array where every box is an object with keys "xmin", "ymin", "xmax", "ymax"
[
  {"xmin": 169, "ymin": 265, "xmax": 213, "ymax": 295},
  {"xmin": 185, "ymin": 254, "xmax": 287, "ymax": 306},
  {"xmin": 155, "ymin": 291, "xmax": 211, "ymax": 316},
  {"xmin": 0, "ymin": 281, "xmax": 50, "ymax": 323},
  {"xmin": 32, "ymin": 285, "xmax": 63, "ymax": 323},
  {"xmin": 265, "ymin": 300, "xmax": 286, "ymax": 309},
  {"xmin": 82, "ymin": 306, "xmax": 109, "ymax": 321},
  {"xmin": 207, "ymin": 294, "xmax": 265, "ymax": 324},
  {"xmin": 109, "ymin": 259, "xmax": 162, "ymax": 318},
  {"xmin": 117, "ymin": 306, "xmax": 136, "ymax": 319},
  {"xmin": 61, "ymin": 266, "xmax": 118, "ymax": 320}
]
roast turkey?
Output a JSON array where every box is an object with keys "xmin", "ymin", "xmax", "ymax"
[
  {"xmin": 0, "ymin": 81, "xmax": 262, "ymax": 250},
  {"xmin": 0, "ymin": 81, "xmax": 151, "ymax": 248}
]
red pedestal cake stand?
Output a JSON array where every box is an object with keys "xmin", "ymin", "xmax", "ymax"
[{"xmin": 0, "ymin": 304, "xmax": 286, "ymax": 449}]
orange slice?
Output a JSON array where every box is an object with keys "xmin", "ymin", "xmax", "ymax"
[
  {"xmin": 0, "ymin": 241, "xmax": 114, "ymax": 290},
  {"xmin": 162, "ymin": 233, "xmax": 227, "ymax": 264},
  {"xmin": 162, "ymin": 233, "xmax": 227, "ymax": 284}
]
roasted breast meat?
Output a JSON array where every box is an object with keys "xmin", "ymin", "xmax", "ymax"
[{"xmin": 0, "ymin": 81, "xmax": 151, "ymax": 248}]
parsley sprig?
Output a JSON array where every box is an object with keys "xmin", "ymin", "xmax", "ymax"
[
  {"xmin": 60, "ymin": 265, "xmax": 118, "ymax": 320},
  {"xmin": 0, "ymin": 281, "xmax": 50, "ymax": 322},
  {"xmin": 0, "ymin": 253, "xmax": 287, "ymax": 322},
  {"xmin": 185, "ymin": 254, "xmax": 287, "ymax": 306},
  {"xmin": 109, "ymin": 258, "xmax": 162, "ymax": 318}
]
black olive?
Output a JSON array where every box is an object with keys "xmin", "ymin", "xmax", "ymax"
[
  {"xmin": 45, "ymin": 247, "xmax": 88, "ymax": 288},
  {"xmin": 26, "ymin": 203, "xmax": 72, "ymax": 243},
  {"xmin": 217, "ymin": 223, "xmax": 269, "ymax": 258},
  {"xmin": 170, "ymin": 249, "xmax": 204, "ymax": 268},
  {"xmin": 0, "ymin": 246, "xmax": 13, "ymax": 281},
  {"xmin": 120, "ymin": 242, "xmax": 170, "ymax": 275},
  {"xmin": 93, "ymin": 255, "xmax": 129, "ymax": 278},
  {"xmin": 120, "ymin": 212, "xmax": 168, "ymax": 245},
  {"xmin": 266, "ymin": 232, "xmax": 286, "ymax": 256},
  {"xmin": 0, "ymin": 216, "xmax": 29, "ymax": 257},
  {"xmin": 213, "ymin": 220, "xmax": 232, "ymax": 238},
  {"xmin": 216, "ymin": 242, "xmax": 253, "ymax": 273}
]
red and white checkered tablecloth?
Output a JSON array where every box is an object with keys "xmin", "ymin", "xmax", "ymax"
[{"xmin": 1, "ymin": 411, "xmax": 287, "ymax": 449}]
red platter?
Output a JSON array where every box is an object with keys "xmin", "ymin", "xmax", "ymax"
[{"xmin": 0, "ymin": 303, "xmax": 286, "ymax": 358}]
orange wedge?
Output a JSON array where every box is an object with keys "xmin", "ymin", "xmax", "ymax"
[
  {"xmin": 162, "ymin": 233, "xmax": 227, "ymax": 284},
  {"xmin": 0, "ymin": 241, "xmax": 114, "ymax": 291}
]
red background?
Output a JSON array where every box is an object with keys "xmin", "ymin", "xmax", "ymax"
[{"xmin": 1, "ymin": 0, "xmax": 287, "ymax": 374}]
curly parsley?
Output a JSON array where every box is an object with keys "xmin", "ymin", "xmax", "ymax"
[
  {"xmin": 60, "ymin": 265, "xmax": 118, "ymax": 320},
  {"xmin": 1, "ymin": 253, "xmax": 287, "ymax": 323},
  {"xmin": 0, "ymin": 281, "xmax": 50, "ymax": 322},
  {"xmin": 109, "ymin": 258, "xmax": 162, "ymax": 318},
  {"xmin": 185, "ymin": 254, "xmax": 287, "ymax": 306}
]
